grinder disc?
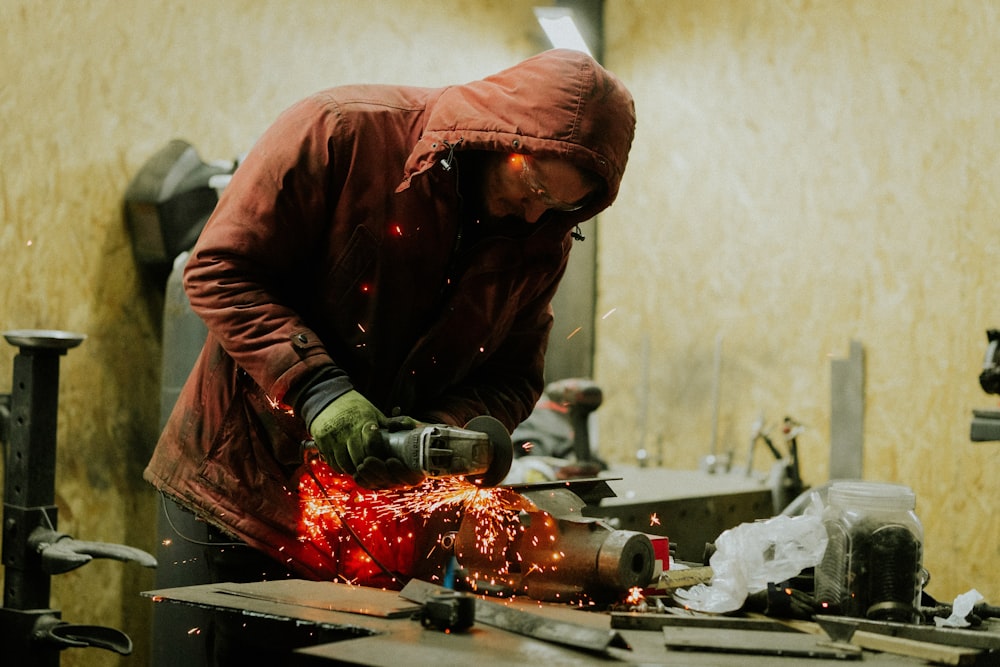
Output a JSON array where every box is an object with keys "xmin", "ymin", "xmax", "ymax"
[{"xmin": 463, "ymin": 415, "xmax": 513, "ymax": 487}]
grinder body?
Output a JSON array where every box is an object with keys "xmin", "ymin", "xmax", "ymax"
[{"xmin": 383, "ymin": 415, "xmax": 513, "ymax": 487}]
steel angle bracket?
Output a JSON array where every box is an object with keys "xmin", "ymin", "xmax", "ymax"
[{"xmin": 399, "ymin": 580, "xmax": 630, "ymax": 655}]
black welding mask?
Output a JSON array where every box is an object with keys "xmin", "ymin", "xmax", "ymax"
[{"xmin": 124, "ymin": 139, "xmax": 234, "ymax": 276}]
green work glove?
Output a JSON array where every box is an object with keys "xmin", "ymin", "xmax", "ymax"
[
  {"xmin": 309, "ymin": 390, "xmax": 387, "ymax": 477},
  {"xmin": 309, "ymin": 393, "xmax": 425, "ymax": 490}
]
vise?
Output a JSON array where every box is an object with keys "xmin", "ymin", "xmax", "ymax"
[{"xmin": 455, "ymin": 482, "xmax": 656, "ymax": 603}]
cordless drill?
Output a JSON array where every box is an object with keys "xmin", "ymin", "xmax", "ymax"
[{"xmin": 543, "ymin": 378, "xmax": 603, "ymax": 463}]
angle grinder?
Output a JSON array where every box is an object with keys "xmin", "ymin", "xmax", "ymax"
[{"xmin": 384, "ymin": 416, "xmax": 513, "ymax": 487}]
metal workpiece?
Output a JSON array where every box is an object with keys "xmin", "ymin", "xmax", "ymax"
[
  {"xmin": 455, "ymin": 484, "xmax": 655, "ymax": 603},
  {"xmin": 815, "ymin": 615, "xmax": 1000, "ymax": 652},
  {"xmin": 0, "ymin": 330, "xmax": 156, "ymax": 665},
  {"xmin": 517, "ymin": 515, "xmax": 653, "ymax": 602},
  {"xmin": 596, "ymin": 529, "xmax": 655, "ymax": 589}
]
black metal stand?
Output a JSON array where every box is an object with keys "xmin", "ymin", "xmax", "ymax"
[{"xmin": 0, "ymin": 329, "xmax": 156, "ymax": 665}]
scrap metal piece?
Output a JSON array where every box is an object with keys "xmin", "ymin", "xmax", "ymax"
[
  {"xmin": 400, "ymin": 579, "xmax": 630, "ymax": 655},
  {"xmin": 815, "ymin": 615, "xmax": 1000, "ymax": 652},
  {"xmin": 662, "ymin": 626, "xmax": 861, "ymax": 660},
  {"xmin": 613, "ymin": 611, "xmax": 791, "ymax": 632},
  {"xmin": 642, "ymin": 565, "xmax": 714, "ymax": 594},
  {"xmin": 209, "ymin": 580, "xmax": 421, "ymax": 619},
  {"xmin": 503, "ymin": 477, "xmax": 618, "ymax": 506}
]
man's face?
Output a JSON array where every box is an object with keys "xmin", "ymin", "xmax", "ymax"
[{"xmin": 479, "ymin": 153, "xmax": 596, "ymax": 224}]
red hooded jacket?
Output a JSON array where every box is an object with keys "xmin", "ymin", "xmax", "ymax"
[{"xmin": 144, "ymin": 49, "xmax": 635, "ymax": 581}]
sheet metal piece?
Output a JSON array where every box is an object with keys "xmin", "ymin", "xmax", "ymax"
[
  {"xmin": 613, "ymin": 611, "xmax": 792, "ymax": 632},
  {"xmin": 400, "ymin": 579, "xmax": 630, "ymax": 655},
  {"xmin": 211, "ymin": 580, "xmax": 420, "ymax": 619},
  {"xmin": 503, "ymin": 477, "xmax": 618, "ymax": 506},
  {"xmin": 662, "ymin": 626, "xmax": 862, "ymax": 660},
  {"xmin": 815, "ymin": 615, "xmax": 1000, "ymax": 652}
]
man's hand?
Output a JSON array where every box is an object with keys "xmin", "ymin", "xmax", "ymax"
[
  {"xmin": 309, "ymin": 392, "xmax": 425, "ymax": 489},
  {"xmin": 309, "ymin": 390, "xmax": 386, "ymax": 476}
]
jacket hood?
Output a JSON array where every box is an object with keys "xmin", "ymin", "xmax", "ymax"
[{"xmin": 402, "ymin": 49, "xmax": 636, "ymax": 215}]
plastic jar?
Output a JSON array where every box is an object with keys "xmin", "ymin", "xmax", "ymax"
[{"xmin": 814, "ymin": 481, "xmax": 924, "ymax": 622}]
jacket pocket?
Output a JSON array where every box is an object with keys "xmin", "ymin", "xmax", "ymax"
[
  {"xmin": 321, "ymin": 225, "xmax": 380, "ymax": 348},
  {"xmin": 326, "ymin": 225, "xmax": 378, "ymax": 305},
  {"xmin": 198, "ymin": 374, "xmax": 306, "ymax": 494}
]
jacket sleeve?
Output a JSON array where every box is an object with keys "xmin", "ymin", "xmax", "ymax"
[{"xmin": 183, "ymin": 96, "xmax": 346, "ymax": 406}]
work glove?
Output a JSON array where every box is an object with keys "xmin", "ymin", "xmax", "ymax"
[{"xmin": 309, "ymin": 391, "xmax": 424, "ymax": 490}]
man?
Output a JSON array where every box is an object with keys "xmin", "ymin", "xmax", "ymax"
[{"xmin": 145, "ymin": 48, "xmax": 635, "ymax": 585}]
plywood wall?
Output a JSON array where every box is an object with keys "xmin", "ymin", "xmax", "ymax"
[
  {"xmin": 600, "ymin": 0, "xmax": 999, "ymax": 603},
  {"xmin": 0, "ymin": 2, "xmax": 540, "ymax": 665},
  {"xmin": 3, "ymin": 2, "xmax": 999, "ymax": 664}
]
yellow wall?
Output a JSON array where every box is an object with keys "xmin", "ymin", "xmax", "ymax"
[
  {"xmin": 600, "ymin": 0, "xmax": 999, "ymax": 604},
  {"xmin": 1, "ymin": 1, "xmax": 540, "ymax": 665},
  {"xmin": 2, "ymin": 2, "xmax": 998, "ymax": 664}
]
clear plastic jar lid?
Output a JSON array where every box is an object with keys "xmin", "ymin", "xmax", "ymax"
[{"xmin": 829, "ymin": 481, "xmax": 916, "ymax": 511}]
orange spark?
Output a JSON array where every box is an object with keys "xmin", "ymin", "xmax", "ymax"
[
  {"xmin": 649, "ymin": 513, "xmax": 660, "ymax": 526},
  {"xmin": 298, "ymin": 463, "xmax": 526, "ymax": 587},
  {"xmin": 566, "ymin": 327, "xmax": 582, "ymax": 340}
]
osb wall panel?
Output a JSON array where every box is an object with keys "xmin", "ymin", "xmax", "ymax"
[
  {"xmin": 601, "ymin": 0, "xmax": 999, "ymax": 602},
  {"xmin": 0, "ymin": 1, "xmax": 540, "ymax": 665}
]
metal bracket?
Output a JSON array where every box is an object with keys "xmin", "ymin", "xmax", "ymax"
[{"xmin": 830, "ymin": 340, "xmax": 865, "ymax": 480}]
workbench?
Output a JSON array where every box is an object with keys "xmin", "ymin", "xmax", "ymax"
[
  {"xmin": 584, "ymin": 465, "xmax": 777, "ymax": 561},
  {"xmin": 145, "ymin": 579, "xmax": 990, "ymax": 665}
]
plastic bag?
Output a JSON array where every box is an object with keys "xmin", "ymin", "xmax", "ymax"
[
  {"xmin": 935, "ymin": 589, "xmax": 984, "ymax": 627},
  {"xmin": 674, "ymin": 510, "xmax": 828, "ymax": 613}
]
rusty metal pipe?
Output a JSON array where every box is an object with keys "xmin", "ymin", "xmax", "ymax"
[{"xmin": 454, "ymin": 486, "xmax": 654, "ymax": 602}]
